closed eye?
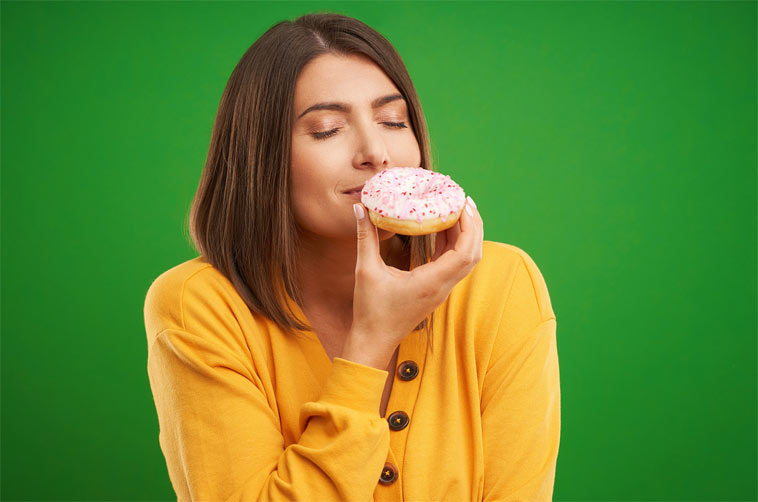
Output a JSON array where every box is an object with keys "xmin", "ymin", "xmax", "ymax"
[{"xmin": 311, "ymin": 121, "xmax": 408, "ymax": 140}]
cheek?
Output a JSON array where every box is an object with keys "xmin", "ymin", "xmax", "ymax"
[
  {"xmin": 291, "ymin": 139, "xmax": 325, "ymax": 191},
  {"xmin": 292, "ymin": 136, "xmax": 343, "ymax": 175},
  {"xmin": 288, "ymin": 180, "xmax": 323, "ymax": 233},
  {"xmin": 289, "ymin": 165, "xmax": 322, "ymax": 220},
  {"xmin": 289, "ymin": 140, "xmax": 341, "ymax": 226},
  {"xmin": 391, "ymin": 133, "xmax": 422, "ymax": 167}
]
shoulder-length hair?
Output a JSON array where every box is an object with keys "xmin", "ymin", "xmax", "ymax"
[{"xmin": 187, "ymin": 12, "xmax": 437, "ymax": 353}]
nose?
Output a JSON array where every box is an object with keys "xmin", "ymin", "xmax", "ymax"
[{"xmin": 352, "ymin": 119, "xmax": 390, "ymax": 171}]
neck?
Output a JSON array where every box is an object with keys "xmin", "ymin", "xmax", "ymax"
[{"xmin": 295, "ymin": 232, "xmax": 408, "ymax": 319}]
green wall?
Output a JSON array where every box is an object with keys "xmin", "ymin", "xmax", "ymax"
[{"xmin": 2, "ymin": 1, "xmax": 755, "ymax": 500}]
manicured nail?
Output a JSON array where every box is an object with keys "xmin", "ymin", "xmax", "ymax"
[
  {"xmin": 353, "ymin": 203, "xmax": 365, "ymax": 220},
  {"xmin": 466, "ymin": 205, "xmax": 473, "ymax": 216},
  {"xmin": 467, "ymin": 196, "xmax": 477, "ymax": 209}
]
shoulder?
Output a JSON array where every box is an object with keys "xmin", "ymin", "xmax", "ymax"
[
  {"xmin": 143, "ymin": 255, "xmax": 244, "ymax": 347},
  {"xmin": 470, "ymin": 240, "xmax": 555, "ymax": 323}
]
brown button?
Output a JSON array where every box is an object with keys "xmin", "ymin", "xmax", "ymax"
[
  {"xmin": 396, "ymin": 360, "xmax": 419, "ymax": 381},
  {"xmin": 379, "ymin": 462, "xmax": 398, "ymax": 485},
  {"xmin": 387, "ymin": 411, "xmax": 409, "ymax": 431}
]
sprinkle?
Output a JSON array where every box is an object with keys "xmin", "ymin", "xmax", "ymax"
[{"xmin": 358, "ymin": 167, "xmax": 464, "ymax": 224}]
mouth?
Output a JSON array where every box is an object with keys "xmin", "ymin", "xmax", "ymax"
[
  {"xmin": 341, "ymin": 185, "xmax": 365, "ymax": 195},
  {"xmin": 343, "ymin": 189, "xmax": 363, "ymax": 199}
]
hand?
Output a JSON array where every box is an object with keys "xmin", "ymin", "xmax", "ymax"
[{"xmin": 344, "ymin": 197, "xmax": 483, "ymax": 369}]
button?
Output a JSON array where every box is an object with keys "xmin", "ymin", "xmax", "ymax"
[
  {"xmin": 387, "ymin": 411, "xmax": 409, "ymax": 431},
  {"xmin": 397, "ymin": 360, "xmax": 419, "ymax": 381},
  {"xmin": 379, "ymin": 462, "xmax": 398, "ymax": 485}
]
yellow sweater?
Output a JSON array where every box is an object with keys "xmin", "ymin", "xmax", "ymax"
[{"xmin": 144, "ymin": 240, "xmax": 560, "ymax": 501}]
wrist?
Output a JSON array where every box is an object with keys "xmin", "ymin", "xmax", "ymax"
[{"xmin": 340, "ymin": 335, "xmax": 391, "ymax": 371}]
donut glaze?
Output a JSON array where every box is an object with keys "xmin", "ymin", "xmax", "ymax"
[{"xmin": 361, "ymin": 167, "xmax": 466, "ymax": 235}]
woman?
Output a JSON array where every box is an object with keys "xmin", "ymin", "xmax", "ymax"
[{"xmin": 144, "ymin": 12, "xmax": 560, "ymax": 502}]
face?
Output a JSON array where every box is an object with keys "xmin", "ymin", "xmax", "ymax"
[{"xmin": 290, "ymin": 53, "xmax": 422, "ymax": 243}]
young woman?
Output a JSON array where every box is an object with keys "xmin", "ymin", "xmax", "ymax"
[{"xmin": 144, "ymin": 12, "xmax": 560, "ymax": 502}]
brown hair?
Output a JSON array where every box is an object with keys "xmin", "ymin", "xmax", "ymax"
[{"xmin": 187, "ymin": 12, "xmax": 437, "ymax": 353}]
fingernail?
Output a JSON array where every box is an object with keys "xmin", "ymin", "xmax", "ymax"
[
  {"xmin": 467, "ymin": 196, "xmax": 477, "ymax": 209},
  {"xmin": 353, "ymin": 203, "xmax": 365, "ymax": 220},
  {"xmin": 466, "ymin": 205, "xmax": 473, "ymax": 217}
]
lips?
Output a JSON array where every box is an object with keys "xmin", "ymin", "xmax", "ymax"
[{"xmin": 342, "ymin": 185, "xmax": 365, "ymax": 194}]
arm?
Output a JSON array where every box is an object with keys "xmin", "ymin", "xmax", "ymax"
[
  {"xmin": 147, "ymin": 329, "xmax": 390, "ymax": 502},
  {"xmin": 480, "ymin": 257, "xmax": 561, "ymax": 501}
]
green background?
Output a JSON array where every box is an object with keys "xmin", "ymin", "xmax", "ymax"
[{"xmin": 2, "ymin": 1, "xmax": 755, "ymax": 500}]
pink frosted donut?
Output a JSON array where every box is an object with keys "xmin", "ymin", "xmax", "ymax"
[{"xmin": 360, "ymin": 167, "xmax": 466, "ymax": 235}]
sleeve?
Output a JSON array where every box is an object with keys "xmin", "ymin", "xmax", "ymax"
[
  {"xmin": 145, "ymin": 275, "xmax": 391, "ymax": 502},
  {"xmin": 480, "ymin": 256, "xmax": 561, "ymax": 501},
  {"xmin": 147, "ymin": 331, "xmax": 391, "ymax": 502}
]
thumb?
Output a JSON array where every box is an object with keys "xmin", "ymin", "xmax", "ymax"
[{"xmin": 353, "ymin": 203, "xmax": 380, "ymax": 270}]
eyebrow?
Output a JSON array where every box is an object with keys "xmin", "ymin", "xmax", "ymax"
[{"xmin": 296, "ymin": 93, "xmax": 405, "ymax": 120}]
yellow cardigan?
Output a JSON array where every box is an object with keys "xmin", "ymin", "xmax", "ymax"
[{"xmin": 144, "ymin": 240, "xmax": 560, "ymax": 501}]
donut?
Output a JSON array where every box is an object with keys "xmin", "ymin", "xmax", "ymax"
[{"xmin": 360, "ymin": 167, "xmax": 466, "ymax": 235}]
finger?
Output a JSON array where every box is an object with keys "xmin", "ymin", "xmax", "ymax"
[
  {"xmin": 354, "ymin": 203, "xmax": 381, "ymax": 271},
  {"xmin": 466, "ymin": 195, "xmax": 481, "ymax": 225},
  {"xmin": 413, "ymin": 204, "xmax": 478, "ymax": 285},
  {"xmin": 435, "ymin": 205, "xmax": 473, "ymax": 263},
  {"xmin": 469, "ymin": 197, "xmax": 484, "ymax": 261},
  {"xmin": 432, "ymin": 214, "xmax": 461, "ymax": 261},
  {"xmin": 452, "ymin": 200, "xmax": 477, "ymax": 259},
  {"xmin": 465, "ymin": 196, "xmax": 484, "ymax": 260},
  {"xmin": 432, "ymin": 229, "xmax": 447, "ymax": 261}
]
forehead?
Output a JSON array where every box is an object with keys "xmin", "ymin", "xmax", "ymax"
[{"xmin": 293, "ymin": 53, "xmax": 400, "ymax": 110}]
